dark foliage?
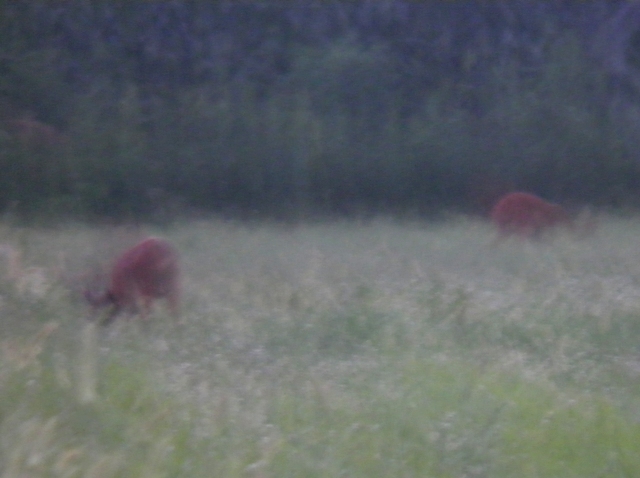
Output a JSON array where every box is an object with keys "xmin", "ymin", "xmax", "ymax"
[{"xmin": 0, "ymin": 0, "xmax": 638, "ymax": 220}]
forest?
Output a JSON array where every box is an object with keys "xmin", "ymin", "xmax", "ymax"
[{"xmin": 1, "ymin": 0, "xmax": 639, "ymax": 220}]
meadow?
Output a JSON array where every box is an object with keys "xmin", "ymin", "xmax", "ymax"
[{"xmin": 2, "ymin": 215, "xmax": 640, "ymax": 477}]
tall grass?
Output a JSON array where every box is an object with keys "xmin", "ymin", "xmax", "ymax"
[{"xmin": 1, "ymin": 217, "xmax": 640, "ymax": 476}]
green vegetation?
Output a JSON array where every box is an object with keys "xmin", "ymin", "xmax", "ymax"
[
  {"xmin": 1, "ymin": 217, "xmax": 640, "ymax": 476},
  {"xmin": 1, "ymin": 5, "xmax": 640, "ymax": 473},
  {"xmin": 0, "ymin": 2, "xmax": 639, "ymax": 219}
]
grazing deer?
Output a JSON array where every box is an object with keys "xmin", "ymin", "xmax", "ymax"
[
  {"xmin": 4, "ymin": 116, "xmax": 66, "ymax": 150},
  {"xmin": 490, "ymin": 192, "xmax": 573, "ymax": 241},
  {"xmin": 85, "ymin": 237, "xmax": 180, "ymax": 325}
]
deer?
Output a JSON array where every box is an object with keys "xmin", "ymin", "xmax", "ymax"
[
  {"xmin": 84, "ymin": 237, "xmax": 181, "ymax": 325},
  {"xmin": 4, "ymin": 116, "xmax": 67, "ymax": 150},
  {"xmin": 490, "ymin": 192, "xmax": 574, "ymax": 241}
]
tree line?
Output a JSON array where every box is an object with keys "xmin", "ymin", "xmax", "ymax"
[{"xmin": 0, "ymin": 1, "xmax": 639, "ymax": 220}]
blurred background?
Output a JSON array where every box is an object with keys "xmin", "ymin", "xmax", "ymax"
[{"xmin": 1, "ymin": 0, "xmax": 639, "ymax": 221}]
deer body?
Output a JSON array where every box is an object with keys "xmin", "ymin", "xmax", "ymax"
[
  {"xmin": 5, "ymin": 118, "xmax": 66, "ymax": 149},
  {"xmin": 86, "ymin": 237, "xmax": 180, "ymax": 324},
  {"xmin": 490, "ymin": 192, "xmax": 571, "ymax": 239}
]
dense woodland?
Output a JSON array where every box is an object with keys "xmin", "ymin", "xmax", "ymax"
[{"xmin": 1, "ymin": 1, "xmax": 640, "ymax": 220}]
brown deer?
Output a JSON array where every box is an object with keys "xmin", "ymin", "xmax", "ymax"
[
  {"xmin": 85, "ymin": 237, "xmax": 180, "ymax": 325},
  {"xmin": 490, "ymin": 192, "xmax": 573, "ymax": 240},
  {"xmin": 4, "ymin": 116, "xmax": 67, "ymax": 150}
]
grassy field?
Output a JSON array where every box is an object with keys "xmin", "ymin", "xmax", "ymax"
[{"xmin": 2, "ymin": 215, "xmax": 640, "ymax": 477}]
